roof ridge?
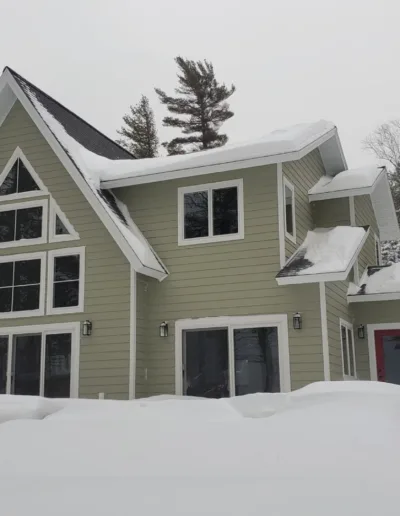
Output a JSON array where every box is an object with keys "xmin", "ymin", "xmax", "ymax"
[{"xmin": 5, "ymin": 66, "xmax": 136, "ymax": 160}]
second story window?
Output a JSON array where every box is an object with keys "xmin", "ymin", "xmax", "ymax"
[
  {"xmin": 283, "ymin": 178, "xmax": 296, "ymax": 243},
  {"xmin": 375, "ymin": 234, "xmax": 381, "ymax": 265},
  {"xmin": 340, "ymin": 320, "xmax": 357, "ymax": 380},
  {"xmin": 0, "ymin": 200, "xmax": 48, "ymax": 248},
  {"xmin": 178, "ymin": 179, "xmax": 244, "ymax": 245}
]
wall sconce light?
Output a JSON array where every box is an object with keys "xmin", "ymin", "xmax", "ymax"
[
  {"xmin": 293, "ymin": 312, "xmax": 302, "ymax": 330},
  {"xmin": 160, "ymin": 321, "xmax": 168, "ymax": 338},
  {"xmin": 357, "ymin": 324, "xmax": 365, "ymax": 339},
  {"xmin": 82, "ymin": 320, "xmax": 92, "ymax": 336}
]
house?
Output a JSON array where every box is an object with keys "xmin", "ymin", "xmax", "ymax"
[{"xmin": 0, "ymin": 66, "xmax": 399, "ymax": 400}]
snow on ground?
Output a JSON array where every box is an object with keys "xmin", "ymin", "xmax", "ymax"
[
  {"xmin": 0, "ymin": 381, "xmax": 400, "ymax": 516},
  {"xmin": 309, "ymin": 165, "xmax": 384, "ymax": 197}
]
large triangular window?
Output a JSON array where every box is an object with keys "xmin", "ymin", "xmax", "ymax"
[
  {"xmin": 0, "ymin": 148, "xmax": 47, "ymax": 200},
  {"xmin": 49, "ymin": 199, "xmax": 79, "ymax": 242}
]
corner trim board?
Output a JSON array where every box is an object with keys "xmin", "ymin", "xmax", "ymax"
[
  {"xmin": 319, "ymin": 282, "xmax": 330, "ymax": 380},
  {"xmin": 277, "ymin": 163, "xmax": 285, "ymax": 267},
  {"xmin": 129, "ymin": 268, "xmax": 137, "ymax": 399}
]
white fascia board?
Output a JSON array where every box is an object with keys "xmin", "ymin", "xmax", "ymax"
[
  {"xmin": 1, "ymin": 70, "xmax": 167, "ymax": 282},
  {"xmin": 102, "ymin": 128, "xmax": 338, "ymax": 189},
  {"xmin": 308, "ymin": 170, "xmax": 384, "ymax": 202},
  {"xmin": 348, "ymin": 292, "xmax": 400, "ymax": 303}
]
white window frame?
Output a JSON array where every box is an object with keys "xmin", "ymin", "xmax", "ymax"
[
  {"xmin": 178, "ymin": 179, "xmax": 244, "ymax": 246},
  {"xmin": 175, "ymin": 314, "xmax": 291, "ymax": 395},
  {"xmin": 48, "ymin": 199, "xmax": 80, "ymax": 243},
  {"xmin": 0, "ymin": 322, "xmax": 80, "ymax": 397},
  {"xmin": 283, "ymin": 177, "xmax": 296, "ymax": 243},
  {"xmin": 340, "ymin": 318, "xmax": 357, "ymax": 380},
  {"xmin": 0, "ymin": 147, "xmax": 48, "ymax": 202},
  {"xmin": 0, "ymin": 251, "xmax": 46, "ymax": 319},
  {"xmin": 47, "ymin": 246, "xmax": 85, "ymax": 315},
  {"xmin": 374, "ymin": 233, "xmax": 381, "ymax": 265},
  {"xmin": 0, "ymin": 199, "xmax": 48, "ymax": 248}
]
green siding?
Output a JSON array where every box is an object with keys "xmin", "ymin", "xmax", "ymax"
[
  {"xmin": 355, "ymin": 195, "xmax": 379, "ymax": 273},
  {"xmin": 312, "ymin": 198, "xmax": 351, "ymax": 227},
  {"xmin": 136, "ymin": 273, "xmax": 149, "ymax": 398},
  {"xmin": 118, "ymin": 164, "xmax": 324, "ymax": 395},
  {"xmin": 0, "ymin": 101, "xmax": 131, "ymax": 399}
]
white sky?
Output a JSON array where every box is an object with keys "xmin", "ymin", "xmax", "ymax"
[{"xmin": 0, "ymin": 0, "xmax": 399, "ymax": 167}]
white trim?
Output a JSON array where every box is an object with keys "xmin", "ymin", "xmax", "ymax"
[
  {"xmin": 103, "ymin": 128, "xmax": 340, "ymax": 188},
  {"xmin": 319, "ymin": 282, "xmax": 330, "ymax": 380},
  {"xmin": 177, "ymin": 178, "xmax": 244, "ymax": 246},
  {"xmin": 0, "ymin": 251, "xmax": 46, "ymax": 319},
  {"xmin": 0, "ymin": 321, "xmax": 80, "ymax": 397},
  {"xmin": 308, "ymin": 170, "xmax": 384, "ymax": 202},
  {"xmin": 277, "ymin": 163, "xmax": 285, "ymax": 267},
  {"xmin": 283, "ymin": 176, "xmax": 296, "ymax": 244},
  {"xmin": 340, "ymin": 318, "xmax": 357, "ymax": 380},
  {"xmin": 348, "ymin": 292, "xmax": 400, "ymax": 303},
  {"xmin": 48, "ymin": 198, "xmax": 80, "ymax": 243},
  {"xmin": 0, "ymin": 198, "xmax": 48, "ymax": 248},
  {"xmin": 175, "ymin": 314, "xmax": 291, "ymax": 396},
  {"xmin": 349, "ymin": 196, "xmax": 359, "ymax": 283},
  {"xmin": 1, "ymin": 70, "xmax": 166, "ymax": 281},
  {"xmin": 129, "ymin": 268, "xmax": 136, "ymax": 399},
  {"xmin": 374, "ymin": 233, "xmax": 381, "ymax": 265},
  {"xmin": 366, "ymin": 323, "xmax": 400, "ymax": 381},
  {"xmin": 46, "ymin": 246, "xmax": 85, "ymax": 315},
  {"xmin": 276, "ymin": 226, "xmax": 370, "ymax": 285},
  {"xmin": 0, "ymin": 146, "xmax": 48, "ymax": 202}
]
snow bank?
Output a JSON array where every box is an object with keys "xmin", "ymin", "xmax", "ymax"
[
  {"xmin": 0, "ymin": 382, "xmax": 399, "ymax": 516},
  {"xmin": 309, "ymin": 165, "xmax": 384, "ymax": 197}
]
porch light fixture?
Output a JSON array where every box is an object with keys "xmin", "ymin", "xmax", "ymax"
[
  {"xmin": 293, "ymin": 312, "xmax": 302, "ymax": 330},
  {"xmin": 357, "ymin": 324, "xmax": 365, "ymax": 340},
  {"xmin": 160, "ymin": 321, "xmax": 168, "ymax": 338},
  {"xmin": 82, "ymin": 320, "xmax": 92, "ymax": 336}
]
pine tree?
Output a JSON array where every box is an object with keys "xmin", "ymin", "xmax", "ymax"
[
  {"xmin": 155, "ymin": 57, "xmax": 235, "ymax": 155},
  {"xmin": 117, "ymin": 95, "xmax": 159, "ymax": 158}
]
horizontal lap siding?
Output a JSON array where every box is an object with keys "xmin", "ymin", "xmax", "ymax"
[
  {"xmin": 312, "ymin": 198, "xmax": 351, "ymax": 228},
  {"xmin": 0, "ymin": 101, "xmax": 131, "ymax": 399},
  {"xmin": 136, "ymin": 274, "xmax": 148, "ymax": 398},
  {"xmin": 118, "ymin": 163, "xmax": 324, "ymax": 395}
]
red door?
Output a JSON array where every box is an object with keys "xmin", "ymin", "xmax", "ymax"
[{"xmin": 375, "ymin": 330, "xmax": 400, "ymax": 383}]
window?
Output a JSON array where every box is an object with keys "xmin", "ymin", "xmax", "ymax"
[
  {"xmin": 283, "ymin": 177, "xmax": 296, "ymax": 242},
  {"xmin": 178, "ymin": 179, "xmax": 244, "ymax": 245},
  {"xmin": 340, "ymin": 319, "xmax": 357, "ymax": 379},
  {"xmin": 375, "ymin": 234, "xmax": 381, "ymax": 265},
  {"xmin": 48, "ymin": 199, "xmax": 79, "ymax": 243},
  {"xmin": 0, "ymin": 200, "xmax": 48, "ymax": 248},
  {"xmin": 0, "ymin": 252, "xmax": 45, "ymax": 318},
  {"xmin": 47, "ymin": 247, "xmax": 85, "ymax": 314}
]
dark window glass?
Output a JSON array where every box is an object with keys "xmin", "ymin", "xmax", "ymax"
[
  {"xmin": 54, "ymin": 281, "xmax": 79, "ymax": 308},
  {"xmin": 382, "ymin": 335, "xmax": 400, "ymax": 385},
  {"xmin": 341, "ymin": 325, "xmax": 349, "ymax": 376},
  {"xmin": 0, "ymin": 161, "xmax": 18, "ymax": 196},
  {"xmin": 12, "ymin": 334, "xmax": 41, "ymax": 395},
  {"xmin": 13, "ymin": 285, "xmax": 40, "ymax": 311},
  {"xmin": 184, "ymin": 329, "xmax": 229, "ymax": 398},
  {"xmin": 55, "ymin": 215, "xmax": 69, "ymax": 235},
  {"xmin": 0, "ymin": 210, "xmax": 15, "ymax": 242},
  {"xmin": 0, "ymin": 288, "xmax": 12, "ymax": 312},
  {"xmin": 16, "ymin": 207, "xmax": 42, "ymax": 240},
  {"xmin": 234, "ymin": 327, "xmax": 280, "ymax": 395},
  {"xmin": 285, "ymin": 184, "xmax": 294, "ymax": 235},
  {"xmin": 45, "ymin": 333, "xmax": 71, "ymax": 398},
  {"xmin": 14, "ymin": 259, "xmax": 41, "ymax": 285},
  {"xmin": 0, "ymin": 336, "xmax": 8, "ymax": 394},
  {"xmin": 17, "ymin": 160, "xmax": 39, "ymax": 193},
  {"xmin": 54, "ymin": 255, "xmax": 80, "ymax": 281},
  {"xmin": 184, "ymin": 191, "xmax": 208, "ymax": 239},
  {"xmin": 0, "ymin": 262, "xmax": 13, "ymax": 287},
  {"xmin": 213, "ymin": 187, "xmax": 238, "ymax": 236},
  {"xmin": 348, "ymin": 328, "xmax": 355, "ymax": 377}
]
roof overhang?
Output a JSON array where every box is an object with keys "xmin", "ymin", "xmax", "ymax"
[
  {"xmin": 348, "ymin": 292, "xmax": 400, "ymax": 303},
  {"xmin": 101, "ymin": 127, "xmax": 347, "ymax": 189}
]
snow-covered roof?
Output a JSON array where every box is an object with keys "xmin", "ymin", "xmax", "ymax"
[
  {"xmin": 348, "ymin": 263, "xmax": 400, "ymax": 302},
  {"xmin": 0, "ymin": 382, "xmax": 400, "ymax": 516},
  {"xmin": 2, "ymin": 67, "xmax": 168, "ymax": 280},
  {"xmin": 308, "ymin": 165, "xmax": 385, "ymax": 200},
  {"xmin": 276, "ymin": 226, "xmax": 369, "ymax": 285},
  {"xmin": 100, "ymin": 120, "xmax": 346, "ymax": 188}
]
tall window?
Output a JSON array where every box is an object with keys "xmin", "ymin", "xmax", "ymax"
[
  {"xmin": 0, "ymin": 200, "xmax": 47, "ymax": 248},
  {"xmin": 375, "ymin": 234, "xmax": 381, "ymax": 265},
  {"xmin": 283, "ymin": 177, "xmax": 296, "ymax": 242},
  {"xmin": 340, "ymin": 320, "xmax": 356, "ymax": 379},
  {"xmin": 178, "ymin": 179, "xmax": 244, "ymax": 245}
]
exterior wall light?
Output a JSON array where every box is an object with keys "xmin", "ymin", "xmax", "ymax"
[
  {"xmin": 293, "ymin": 312, "xmax": 302, "ymax": 330},
  {"xmin": 160, "ymin": 321, "xmax": 168, "ymax": 338},
  {"xmin": 357, "ymin": 324, "xmax": 365, "ymax": 339},
  {"xmin": 82, "ymin": 320, "xmax": 92, "ymax": 336}
]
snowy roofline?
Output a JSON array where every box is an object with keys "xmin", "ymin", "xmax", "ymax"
[{"xmin": 348, "ymin": 263, "xmax": 400, "ymax": 302}]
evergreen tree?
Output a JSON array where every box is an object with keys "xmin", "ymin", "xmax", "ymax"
[
  {"xmin": 155, "ymin": 57, "xmax": 235, "ymax": 155},
  {"xmin": 117, "ymin": 95, "xmax": 159, "ymax": 158}
]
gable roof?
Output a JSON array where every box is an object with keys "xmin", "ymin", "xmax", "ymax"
[
  {"xmin": 276, "ymin": 226, "xmax": 369, "ymax": 285},
  {"xmin": 0, "ymin": 67, "xmax": 168, "ymax": 281},
  {"xmin": 100, "ymin": 120, "xmax": 347, "ymax": 188}
]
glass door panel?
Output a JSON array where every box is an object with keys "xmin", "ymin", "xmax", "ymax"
[
  {"xmin": 234, "ymin": 327, "xmax": 280, "ymax": 395},
  {"xmin": 183, "ymin": 329, "xmax": 229, "ymax": 398},
  {"xmin": 44, "ymin": 333, "xmax": 72, "ymax": 398},
  {"xmin": 12, "ymin": 334, "xmax": 41, "ymax": 395},
  {"xmin": 0, "ymin": 336, "xmax": 8, "ymax": 394},
  {"xmin": 375, "ymin": 330, "xmax": 400, "ymax": 384}
]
